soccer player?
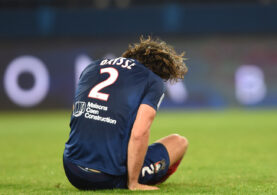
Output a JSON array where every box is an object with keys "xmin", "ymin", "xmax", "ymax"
[{"xmin": 63, "ymin": 37, "xmax": 189, "ymax": 190}]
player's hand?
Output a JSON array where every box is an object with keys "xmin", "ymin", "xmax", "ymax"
[{"xmin": 128, "ymin": 183, "xmax": 159, "ymax": 191}]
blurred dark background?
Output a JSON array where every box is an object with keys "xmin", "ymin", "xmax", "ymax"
[
  {"xmin": 0, "ymin": 0, "xmax": 277, "ymax": 109},
  {"xmin": 1, "ymin": 0, "xmax": 277, "ymax": 8}
]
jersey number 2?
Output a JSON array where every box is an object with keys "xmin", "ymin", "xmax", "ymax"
[{"xmin": 88, "ymin": 67, "xmax": 119, "ymax": 101}]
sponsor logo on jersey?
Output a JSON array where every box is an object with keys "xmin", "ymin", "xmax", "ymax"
[
  {"xmin": 73, "ymin": 101, "xmax": 86, "ymax": 117},
  {"xmin": 83, "ymin": 101, "xmax": 117, "ymax": 125}
]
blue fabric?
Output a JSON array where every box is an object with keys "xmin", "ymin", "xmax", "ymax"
[
  {"xmin": 64, "ymin": 58, "xmax": 165, "ymax": 176},
  {"xmin": 63, "ymin": 156, "xmax": 127, "ymax": 190},
  {"xmin": 139, "ymin": 143, "xmax": 170, "ymax": 184},
  {"xmin": 63, "ymin": 143, "xmax": 170, "ymax": 189}
]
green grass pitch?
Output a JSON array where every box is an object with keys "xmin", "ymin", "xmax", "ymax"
[{"xmin": 0, "ymin": 110, "xmax": 277, "ymax": 194}]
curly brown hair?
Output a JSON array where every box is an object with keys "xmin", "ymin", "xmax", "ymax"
[{"xmin": 122, "ymin": 36, "xmax": 187, "ymax": 82}]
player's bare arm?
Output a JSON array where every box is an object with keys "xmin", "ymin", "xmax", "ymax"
[{"xmin": 127, "ymin": 104, "xmax": 159, "ymax": 191}]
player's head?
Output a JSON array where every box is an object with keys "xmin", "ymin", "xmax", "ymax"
[{"xmin": 122, "ymin": 36, "xmax": 187, "ymax": 82}]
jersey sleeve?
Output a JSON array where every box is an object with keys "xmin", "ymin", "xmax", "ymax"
[{"xmin": 141, "ymin": 74, "xmax": 165, "ymax": 110}]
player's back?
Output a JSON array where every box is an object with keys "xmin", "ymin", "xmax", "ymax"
[{"xmin": 64, "ymin": 57, "xmax": 164, "ymax": 176}]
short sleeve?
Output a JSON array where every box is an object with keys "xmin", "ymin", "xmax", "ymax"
[{"xmin": 141, "ymin": 75, "xmax": 165, "ymax": 110}]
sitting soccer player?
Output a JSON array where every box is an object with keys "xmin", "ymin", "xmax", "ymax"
[{"xmin": 63, "ymin": 37, "xmax": 189, "ymax": 190}]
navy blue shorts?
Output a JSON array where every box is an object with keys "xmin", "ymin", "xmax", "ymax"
[{"xmin": 63, "ymin": 143, "xmax": 170, "ymax": 190}]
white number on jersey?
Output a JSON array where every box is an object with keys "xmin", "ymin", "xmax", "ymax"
[{"xmin": 88, "ymin": 67, "xmax": 119, "ymax": 101}]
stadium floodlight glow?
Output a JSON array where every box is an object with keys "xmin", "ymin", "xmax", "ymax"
[
  {"xmin": 75, "ymin": 54, "xmax": 92, "ymax": 87},
  {"xmin": 3, "ymin": 55, "xmax": 50, "ymax": 107},
  {"xmin": 235, "ymin": 65, "xmax": 266, "ymax": 105},
  {"xmin": 166, "ymin": 81, "xmax": 188, "ymax": 103}
]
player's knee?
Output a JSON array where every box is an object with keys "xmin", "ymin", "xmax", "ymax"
[{"xmin": 171, "ymin": 134, "xmax": 189, "ymax": 150}]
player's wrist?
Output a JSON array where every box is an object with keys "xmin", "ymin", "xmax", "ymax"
[
  {"xmin": 127, "ymin": 180, "xmax": 139, "ymax": 189},
  {"xmin": 128, "ymin": 183, "xmax": 159, "ymax": 191}
]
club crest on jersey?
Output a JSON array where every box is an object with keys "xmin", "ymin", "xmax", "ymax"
[{"xmin": 73, "ymin": 101, "xmax": 86, "ymax": 117}]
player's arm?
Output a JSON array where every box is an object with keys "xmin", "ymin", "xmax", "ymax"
[{"xmin": 127, "ymin": 104, "xmax": 159, "ymax": 191}]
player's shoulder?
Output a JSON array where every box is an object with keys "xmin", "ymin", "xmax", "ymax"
[
  {"xmin": 131, "ymin": 60, "xmax": 165, "ymax": 93},
  {"xmin": 79, "ymin": 60, "xmax": 101, "ymax": 79},
  {"xmin": 83, "ymin": 60, "xmax": 101, "ymax": 72},
  {"xmin": 127, "ymin": 59, "xmax": 163, "ymax": 81},
  {"xmin": 142, "ymin": 66, "xmax": 164, "ymax": 87}
]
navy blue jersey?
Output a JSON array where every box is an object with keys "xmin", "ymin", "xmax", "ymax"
[{"xmin": 64, "ymin": 57, "xmax": 165, "ymax": 176}]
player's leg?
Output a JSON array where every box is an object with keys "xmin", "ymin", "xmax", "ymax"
[
  {"xmin": 155, "ymin": 134, "xmax": 188, "ymax": 167},
  {"xmin": 138, "ymin": 134, "xmax": 188, "ymax": 185},
  {"xmin": 138, "ymin": 142, "xmax": 171, "ymax": 185},
  {"xmin": 154, "ymin": 134, "xmax": 188, "ymax": 183}
]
